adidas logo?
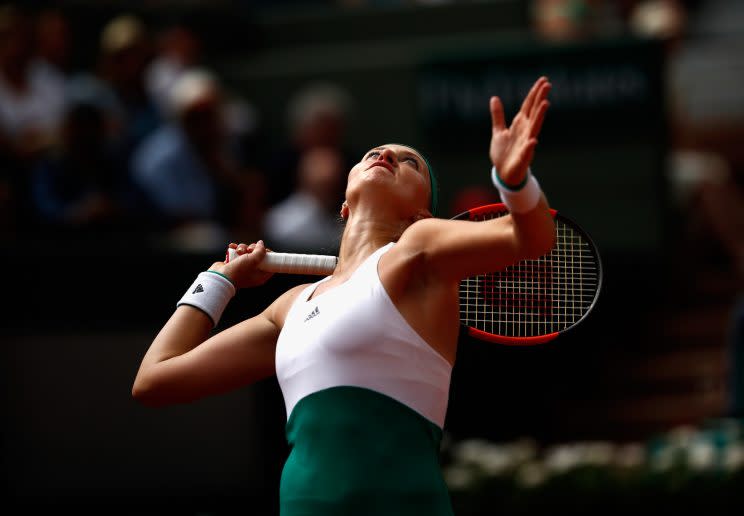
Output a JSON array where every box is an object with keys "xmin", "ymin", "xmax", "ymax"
[
  {"xmin": 303, "ymin": 306, "xmax": 320, "ymax": 322},
  {"xmin": 193, "ymin": 284, "xmax": 204, "ymax": 294}
]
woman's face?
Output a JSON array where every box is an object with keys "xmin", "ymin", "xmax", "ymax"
[{"xmin": 345, "ymin": 143, "xmax": 431, "ymax": 219}]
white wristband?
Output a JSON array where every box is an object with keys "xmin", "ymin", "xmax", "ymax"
[
  {"xmin": 177, "ymin": 271, "xmax": 236, "ymax": 327},
  {"xmin": 491, "ymin": 166, "xmax": 542, "ymax": 214}
]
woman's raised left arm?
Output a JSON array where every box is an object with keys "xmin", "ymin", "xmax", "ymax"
[{"xmin": 399, "ymin": 77, "xmax": 555, "ymax": 281}]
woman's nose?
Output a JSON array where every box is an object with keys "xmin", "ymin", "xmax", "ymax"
[{"xmin": 379, "ymin": 147, "xmax": 397, "ymax": 165}]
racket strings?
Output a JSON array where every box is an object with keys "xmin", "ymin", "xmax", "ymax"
[{"xmin": 459, "ymin": 213, "xmax": 599, "ymax": 337}]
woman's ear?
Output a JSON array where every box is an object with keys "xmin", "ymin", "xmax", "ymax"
[{"xmin": 340, "ymin": 201, "xmax": 350, "ymax": 220}]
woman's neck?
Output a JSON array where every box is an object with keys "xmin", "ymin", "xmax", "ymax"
[{"xmin": 335, "ymin": 215, "xmax": 406, "ymax": 278}]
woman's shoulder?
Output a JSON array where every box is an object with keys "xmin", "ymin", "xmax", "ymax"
[
  {"xmin": 387, "ymin": 218, "xmax": 444, "ymax": 263},
  {"xmin": 265, "ymin": 282, "xmax": 316, "ymax": 328}
]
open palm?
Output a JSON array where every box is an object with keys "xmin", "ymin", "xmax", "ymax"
[{"xmin": 489, "ymin": 76, "xmax": 551, "ymax": 187}]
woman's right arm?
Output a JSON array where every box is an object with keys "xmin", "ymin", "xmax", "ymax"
[{"xmin": 132, "ymin": 241, "xmax": 303, "ymax": 407}]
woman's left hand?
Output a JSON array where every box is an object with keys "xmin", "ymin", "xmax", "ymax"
[{"xmin": 489, "ymin": 76, "xmax": 551, "ymax": 188}]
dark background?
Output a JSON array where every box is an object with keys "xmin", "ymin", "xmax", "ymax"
[{"xmin": 2, "ymin": 1, "xmax": 743, "ymax": 514}]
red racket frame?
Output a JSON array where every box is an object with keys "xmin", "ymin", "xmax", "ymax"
[{"xmin": 454, "ymin": 203, "xmax": 601, "ymax": 346}]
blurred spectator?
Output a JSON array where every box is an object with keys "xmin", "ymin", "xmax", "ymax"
[
  {"xmin": 41, "ymin": 13, "xmax": 162, "ymax": 239},
  {"xmin": 0, "ymin": 5, "xmax": 66, "ymax": 154},
  {"xmin": 96, "ymin": 14, "xmax": 160, "ymax": 163},
  {"xmin": 266, "ymin": 81, "xmax": 356, "ymax": 206},
  {"xmin": 145, "ymin": 22, "xmax": 261, "ymax": 180},
  {"xmin": 668, "ymin": 150, "xmax": 743, "ymax": 275},
  {"xmin": 532, "ymin": 0, "xmax": 596, "ymax": 40},
  {"xmin": 131, "ymin": 69, "xmax": 263, "ymax": 251},
  {"xmin": 662, "ymin": 0, "xmax": 744, "ymax": 260},
  {"xmin": 666, "ymin": 0, "xmax": 744, "ymax": 170},
  {"xmin": 669, "ymin": 151, "xmax": 744, "ymax": 419},
  {"xmin": 629, "ymin": 0, "xmax": 687, "ymax": 41},
  {"xmin": 30, "ymin": 100, "xmax": 136, "ymax": 235},
  {"xmin": 531, "ymin": 0, "xmax": 624, "ymax": 41},
  {"xmin": 146, "ymin": 24, "xmax": 202, "ymax": 116},
  {"xmin": 0, "ymin": 5, "xmax": 67, "ymax": 234},
  {"xmin": 263, "ymin": 146, "xmax": 345, "ymax": 254}
]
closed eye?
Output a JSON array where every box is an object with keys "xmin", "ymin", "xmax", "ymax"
[
  {"xmin": 365, "ymin": 149, "xmax": 421, "ymax": 171},
  {"xmin": 402, "ymin": 156, "xmax": 420, "ymax": 169}
]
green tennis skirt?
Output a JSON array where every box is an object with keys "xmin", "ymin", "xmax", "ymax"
[{"xmin": 279, "ymin": 386, "xmax": 454, "ymax": 516}]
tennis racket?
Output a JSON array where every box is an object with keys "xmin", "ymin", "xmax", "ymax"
[{"xmin": 227, "ymin": 203, "xmax": 602, "ymax": 346}]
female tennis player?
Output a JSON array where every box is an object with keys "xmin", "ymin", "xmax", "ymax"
[{"xmin": 133, "ymin": 76, "xmax": 554, "ymax": 515}]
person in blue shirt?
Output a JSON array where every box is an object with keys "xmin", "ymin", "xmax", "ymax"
[{"xmin": 131, "ymin": 69, "xmax": 257, "ymax": 240}]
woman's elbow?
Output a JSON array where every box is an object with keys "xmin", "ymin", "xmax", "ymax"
[
  {"xmin": 132, "ymin": 375, "xmax": 168, "ymax": 408},
  {"xmin": 132, "ymin": 380, "xmax": 154, "ymax": 406}
]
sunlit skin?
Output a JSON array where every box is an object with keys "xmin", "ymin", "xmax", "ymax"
[{"xmin": 132, "ymin": 77, "xmax": 554, "ymax": 407}]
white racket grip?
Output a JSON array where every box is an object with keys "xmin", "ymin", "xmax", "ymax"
[{"xmin": 227, "ymin": 248, "xmax": 337, "ymax": 276}]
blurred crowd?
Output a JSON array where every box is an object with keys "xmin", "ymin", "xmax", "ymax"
[
  {"xmin": 0, "ymin": 4, "xmax": 352, "ymax": 254},
  {"xmin": 0, "ymin": 0, "xmax": 741, "ymax": 264}
]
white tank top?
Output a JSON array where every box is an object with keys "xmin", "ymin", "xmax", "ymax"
[{"xmin": 275, "ymin": 243, "xmax": 453, "ymax": 428}]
